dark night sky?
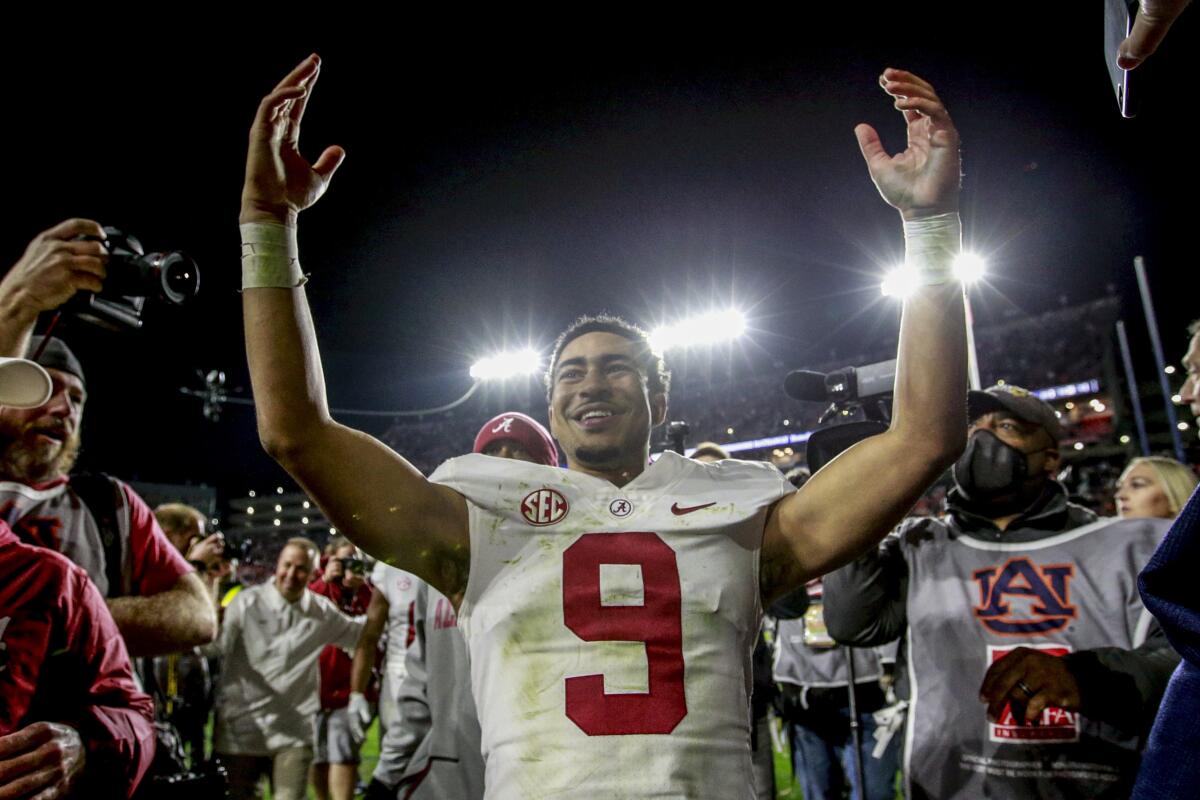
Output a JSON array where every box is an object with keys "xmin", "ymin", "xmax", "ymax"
[{"xmin": 1, "ymin": 11, "xmax": 1195, "ymax": 493}]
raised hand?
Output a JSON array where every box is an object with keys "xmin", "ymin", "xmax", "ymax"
[
  {"xmin": 241, "ymin": 54, "xmax": 345, "ymax": 226},
  {"xmin": 854, "ymin": 68, "xmax": 960, "ymax": 221}
]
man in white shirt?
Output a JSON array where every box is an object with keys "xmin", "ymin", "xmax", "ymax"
[{"xmin": 212, "ymin": 537, "xmax": 365, "ymax": 800}]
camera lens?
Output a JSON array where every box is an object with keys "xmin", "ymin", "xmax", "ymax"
[{"xmin": 157, "ymin": 251, "xmax": 201, "ymax": 304}]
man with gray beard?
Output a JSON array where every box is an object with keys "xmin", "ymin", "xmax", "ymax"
[{"xmin": 0, "ymin": 226, "xmax": 215, "ymax": 656}]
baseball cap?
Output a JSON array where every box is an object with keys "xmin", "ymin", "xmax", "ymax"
[
  {"xmin": 0, "ymin": 357, "xmax": 53, "ymax": 408},
  {"xmin": 967, "ymin": 384, "xmax": 1066, "ymax": 441},
  {"xmin": 26, "ymin": 336, "xmax": 85, "ymax": 389},
  {"xmin": 473, "ymin": 412, "xmax": 559, "ymax": 467}
]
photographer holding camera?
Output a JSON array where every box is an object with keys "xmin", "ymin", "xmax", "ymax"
[
  {"xmin": 0, "ymin": 218, "xmax": 216, "ymax": 657},
  {"xmin": 307, "ymin": 538, "xmax": 375, "ymax": 800}
]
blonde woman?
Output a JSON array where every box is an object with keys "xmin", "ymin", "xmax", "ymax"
[{"xmin": 1114, "ymin": 456, "xmax": 1198, "ymax": 520}]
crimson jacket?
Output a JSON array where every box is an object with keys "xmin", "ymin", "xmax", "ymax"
[
  {"xmin": 0, "ymin": 521, "xmax": 155, "ymax": 797},
  {"xmin": 308, "ymin": 577, "xmax": 374, "ymax": 709}
]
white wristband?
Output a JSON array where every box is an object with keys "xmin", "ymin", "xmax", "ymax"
[
  {"xmin": 902, "ymin": 212, "xmax": 960, "ymax": 286},
  {"xmin": 240, "ymin": 223, "xmax": 307, "ymax": 289}
]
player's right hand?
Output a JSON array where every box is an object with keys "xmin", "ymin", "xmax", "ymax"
[
  {"xmin": 241, "ymin": 54, "xmax": 346, "ymax": 227},
  {"xmin": 0, "ymin": 220, "xmax": 108, "ymax": 317},
  {"xmin": 0, "ymin": 721, "xmax": 85, "ymax": 799}
]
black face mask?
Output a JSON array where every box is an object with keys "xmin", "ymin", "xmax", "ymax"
[{"xmin": 952, "ymin": 430, "xmax": 1031, "ymax": 504}]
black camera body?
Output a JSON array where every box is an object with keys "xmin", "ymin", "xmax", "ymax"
[
  {"xmin": 784, "ymin": 359, "xmax": 897, "ymax": 472},
  {"xmin": 72, "ymin": 226, "xmax": 200, "ymax": 329}
]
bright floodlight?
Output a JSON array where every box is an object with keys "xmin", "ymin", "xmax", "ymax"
[
  {"xmin": 953, "ymin": 252, "xmax": 987, "ymax": 283},
  {"xmin": 880, "ymin": 265, "xmax": 919, "ymax": 299},
  {"xmin": 649, "ymin": 309, "xmax": 747, "ymax": 353},
  {"xmin": 469, "ymin": 348, "xmax": 542, "ymax": 381}
]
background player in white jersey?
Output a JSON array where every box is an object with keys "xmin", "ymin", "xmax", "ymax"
[
  {"xmin": 238, "ymin": 55, "xmax": 968, "ymax": 797},
  {"xmin": 391, "ymin": 412, "xmax": 559, "ymax": 800},
  {"xmin": 352, "ymin": 558, "xmax": 420, "ymax": 794},
  {"xmin": 356, "ymin": 412, "xmax": 557, "ymax": 798}
]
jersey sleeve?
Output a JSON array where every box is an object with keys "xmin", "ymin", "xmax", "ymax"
[
  {"xmin": 63, "ymin": 566, "xmax": 156, "ymax": 798},
  {"xmin": 121, "ymin": 482, "xmax": 192, "ymax": 597}
]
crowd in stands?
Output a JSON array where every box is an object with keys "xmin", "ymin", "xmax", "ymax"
[{"xmin": 375, "ymin": 296, "xmax": 1125, "ymax": 473}]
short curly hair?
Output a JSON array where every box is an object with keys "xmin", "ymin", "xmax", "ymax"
[{"xmin": 545, "ymin": 314, "xmax": 671, "ymax": 401}]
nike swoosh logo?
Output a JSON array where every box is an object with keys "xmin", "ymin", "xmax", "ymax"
[{"xmin": 671, "ymin": 501, "xmax": 716, "ymax": 515}]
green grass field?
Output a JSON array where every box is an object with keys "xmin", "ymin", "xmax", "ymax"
[{"xmin": 217, "ymin": 716, "xmax": 898, "ymax": 799}]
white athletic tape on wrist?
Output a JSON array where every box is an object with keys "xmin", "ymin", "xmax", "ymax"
[
  {"xmin": 902, "ymin": 211, "xmax": 960, "ymax": 286},
  {"xmin": 240, "ymin": 222, "xmax": 307, "ymax": 289}
]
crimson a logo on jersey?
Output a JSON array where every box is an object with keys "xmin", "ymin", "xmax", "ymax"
[
  {"xmin": 521, "ymin": 488, "xmax": 569, "ymax": 526},
  {"xmin": 973, "ymin": 558, "xmax": 1077, "ymax": 635}
]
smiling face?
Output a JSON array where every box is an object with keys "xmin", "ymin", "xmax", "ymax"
[
  {"xmin": 1115, "ymin": 462, "xmax": 1175, "ymax": 520},
  {"xmin": 548, "ymin": 331, "xmax": 666, "ymax": 482},
  {"xmin": 275, "ymin": 543, "xmax": 315, "ymax": 602},
  {"xmin": 0, "ymin": 367, "xmax": 85, "ymax": 484}
]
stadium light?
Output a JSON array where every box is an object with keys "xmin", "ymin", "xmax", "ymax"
[
  {"xmin": 882, "ymin": 252, "xmax": 987, "ymax": 299},
  {"xmin": 469, "ymin": 348, "xmax": 542, "ymax": 381},
  {"xmin": 953, "ymin": 252, "xmax": 987, "ymax": 283},
  {"xmin": 880, "ymin": 265, "xmax": 918, "ymax": 299},
  {"xmin": 648, "ymin": 309, "xmax": 747, "ymax": 354}
]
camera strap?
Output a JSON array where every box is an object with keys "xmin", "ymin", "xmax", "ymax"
[{"xmin": 71, "ymin": 473, "xmax": 126, "ymax": 599}]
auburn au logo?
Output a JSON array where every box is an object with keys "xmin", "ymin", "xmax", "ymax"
[{"xmin": 973, "ymin": 558, "xmax": 1076, "ymax": 635}]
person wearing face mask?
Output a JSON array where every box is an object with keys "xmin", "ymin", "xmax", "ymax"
[
  {"xmin": 1115, "ymin": 457, "xmax": 1198, "ymax": 521},
  {"xmin": 822, "ymin": 384, "xmax": 1179, "ymax": 800}
]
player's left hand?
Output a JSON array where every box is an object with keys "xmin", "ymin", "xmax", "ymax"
[
  {"xmin": 0, "ymin": 722, "xmax": 85, "ymax": 799},
  {"xmin": 241, "ymin": 54, "xmax": 346, "ymax": 227},
  {"xmin": 979, "ymin": 646, "xmax": 1082, "ymax": 725},
  {"xmin": 854, "ymin": 68, "xmax": 960, "ymax": 221}
]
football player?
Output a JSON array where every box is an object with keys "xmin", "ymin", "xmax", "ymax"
[{"xmin": 238, "ymin": 55, "xmax": 967, "ymax": 797}]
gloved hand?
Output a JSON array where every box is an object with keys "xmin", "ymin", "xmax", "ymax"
[{"xmin": 348, "ymin": 692, "xmax": 373, "ymax": 742}]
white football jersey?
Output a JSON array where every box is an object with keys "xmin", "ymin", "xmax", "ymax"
[
  {"xmin": 371, "ymin": 562, "xmax": 422, "ymax": 695},
  {"xmin": 430, "ymin": 451, "xmax": 794, "ymax": 799}
]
